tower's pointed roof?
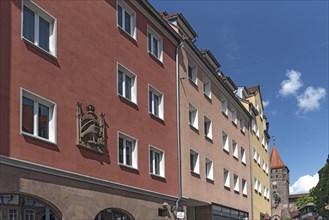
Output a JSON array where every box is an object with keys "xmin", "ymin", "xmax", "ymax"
[{"xmin": 270, "ymin": 145, "xmax": 287, "ymax": 169}]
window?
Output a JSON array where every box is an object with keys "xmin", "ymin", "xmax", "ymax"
[
  {"xmin": 257, "ymin": 152, "xmax": 261, "ymax": 165},
  {"xmin": 262, "ymin": 160, "xmax": 266, "ymax": 171},
  {"xmin": 188, "ymin": 103, "xmax": 198, "ymax": 129},
  {"xmin": 253, "ymin": 148, "xmax": 257, "ymax": 161},
  {"xmin": 188, "ymin": 59, "xmax": 197, "ymax": 85},
  {"xmin": 117, "ymin": 64, "xmax": 137, "ymax": 103},
  {"xmin": 117, "ymin": 0, "xmax": 136, "ymax": 38},
  {"xmin": 147, "ymin": 26, "xmax": 163, "ymax": 61},
  {"xmin": 22, "ymin": 0, "xmax": 57, "ymax": 56},
  {"xmin": 148, "ymin": 85, "xmax": 164, "ymax": 119},
  {"xmin": 241, "ymin": 147, "xmax": 246, "ymax": 164},
  {"xmin": 240, "ymin": 118, "xmax": 245, "ymax": 132},
  {"xmin": 21, "ymin": 89, "xmax": 56, "ymax": 143},
  {"xmin": 258, "ymin": 181, "xmax": 262, "ymax": 194},
  {"xmin": 264, "ymin": 187, "xmax": 267, "ymax": 199},
  {"xmin": 231, "ymin": 109, "xmax": 237, "ymax": 124},
  {"xmin": 205, "ymin": 158, "xmax": 213, "ymax": 180},
  {"xmin": 262, "ymin": 135, "xmax": 265, "ymax": 146},
  {"xmin": 256, "ymin": 124, "xmax": 259, "ymax": 138},
  {"xmin": 265, "ymin": 140, "xmax": 269, "ymax": 151},
  {"xmin": 232, "ymin": 140, "xmax": 238, "ymax": 159},
  {"xmin": 266, "ymin": 188, "xmax": 270, "ymax": 199},
  {"xmin": 149, "ymin": 146, "xmax": 165, "ymax": 177},
  {"xmin": 224, "ymin": 169, "xmax": 230, "ymax": 188},
  {"xmin": 222, "ymin": 132, "xmax": 229, "ymax": 152},
  {"xmin": 266, "ymin": 163, "xmax": 269, "ymax": 175},
  {"xmin": 221, "ymin": 97, "xmax": 228, "ymax": 115},
  {"xmin": 251, "ymin": 119, "xmax": 256, "ymax": 132},
  {"xmin": 118, "ymin": 132, "xmax": 138, "ymax": 169},
  {"xmin": 204, "ymin": 116, "xmax": 212, "ymax": 139},
  {"xmin": 242, "ymin": 178, "xmax": 247, "ymax": 196},
  {"xmin": 8, "ymin": 209, "xmax": 17, "ymax": 220},
  {"xmin": 190, "ymin": 149, "xmax": 199, "ymax": 174},
  {"xmin": 24, "ymin": 210, "xmax": 35, "ymax": 220},
  {"xmin": 234, "ymin": 175, "xmax": 239, "ymax": 192},
  {"xmin": 254, "ymin": 177, "xmax": 258, "ymax": 191},
  {"xmin": 203, "ymin": 79, "xmax": 211, "ymax": 99}
]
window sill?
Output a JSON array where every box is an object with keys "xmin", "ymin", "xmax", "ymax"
[
  {"xmin": 150, "ymin": 173, "xmax": 166, "ymax": 181},
  {"xmin": 243, "ymin": 194, "xmax": 248, "ymax": 198},
  {"xmin": 233, "ymin": 155, "xmax": 238, "ymax": 161},
  {"xmin": 206, "ymin": 178, "xmax": 214, "ymax": 184},
  {"xmin": 190, "ymin": 171, "xmax": 200, "ymax": 178},
  {"xmin": 223, "ymin": 148, "xmax": 230, "ymax": 155},
  {"xmin": 117, "ymin": 25, "xmax": 137, "ymax": 43},
  {"xmin": 188, "ymin": 78, "xmax": 198, "ymax": 90},
  {"xmin": 118, "ymin": 95, "xmax": 138, "ymax": 109},
  {"xmin": 119, "ymin": 163, "xmax": 138, "ymax": 171},
  {"xmin": 224, "ymin": 186, "xmax": 231, "ymax": 191},
  {"xmin": 149, "ymin": 113, "xmax": 165, "ymax": 124},
  {"xmin": 241, "ymin": 161, "xmax": 246, "ymax": 166},
  {"xmin": 21, "ymin": 131, "xmax": 57, "ymax": 146},
  {"xmin": 232, "ymin": 121, "xmax": 237, "ymax": 128},
  {"xmin": 234, "ymin": 190, "xmax": 240, "ymax": 195},
  {"xmin": 189, "ymin": 124, "xmax": 199, "ymax": 134},
  {"xmin": 148, "ymin": 52, "xmax": 164, "ymax": 66},
  {"xmin": 240, "ymin": 130, "xmax": 245, "ymax": 135},
  {"xmin": 222, "ymin": 111, "xmax": 228, "ymax": 119},
  {"xmin": 205, "ymin": 135, "xmax": 213, "ymax": 143},
  {"xmin": 203, "ymin": 93, "xmax": 212, "ymax": 103},
  {"xmin": 22, "ymin": 37, "xmax": 57, "ymax": 60}
]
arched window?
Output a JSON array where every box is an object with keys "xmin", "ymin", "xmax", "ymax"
[{"xmin": 95, "ymin": 208, "xmax": 134, "ymax": 220}]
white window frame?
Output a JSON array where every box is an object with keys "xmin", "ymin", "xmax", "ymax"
[
  {"xmin": 188, "ymin": 103, "xmax": 198, "ymax": 130},
  {"xmin": 147, "ymin": 25, "xmax": 163, "ymax": 61},
  {"xmin": 21, "ymin": 0, "xmax": 57, "ymax": 57},
  {"xmin": 8, "ymin": 209, "xmax": 17, "ymax": 220},
  {"xmin": 148, "ymin": 85, "xmax": 164, "ymax": 120},
  {"xmin": 262, "ymin": 160, "xmax": 266, "ymax": 171},
  {"xmin": 224, "ymin": 169, "xmax": 230, "ymax": 188},
  {"xmin": 253, "ymin": 148, "xmax": 257, "ymax": 161},
  {"xmin": 233, "ymin": 174, "xmax": 239, "ymax": 192},
  {"xmin": 116, "ymin": 0, "xmax": 136, "ymax": 39},
  {"xmin": 222, "ymin": 132, "xmax": 229, "ymax": 152},
  {"xmin": 118, "ymin": 132, "xmax": 138, "ymax": 169},
  {"xmin": 251, "ymin": 119, "xmax": 256, "ymax": 132},
  {"xmin": 262, "ymin": 135, "xmax": 265, "ymax": 146},
  {"xmin": 256, "ymin": 124, "xmax": 259, "ymax": 138},
  {"xmin": 241, "ymin": 147, "xmax": 246, "ymax": 164},
  {"xmin": 149, "ymin": 145, "xmax": 165, "ymax": 178},
  {"xmin": 264, "ymin": 186, "xmax": 267, "ymax": 199},
  {"xmin": 203, "ymin": 78, "xmax": 211, "ymax": 99},
  {"xmin": 204, "ymin": 115, "xmax": 212, "ymax": 140},
  {"xmin": 242, "ymin": 178, "xmax": 247, "ymax": 196},
  {"xmin": 190, "ymin": 149, "xmax": 200, "ymax": 174},
  {"xmin": 258, "ymin": 181, "xmax": 262, "ymax": 194},
  {"xmin": 221, "ymin": 97, "xmax": 228, "ymax": 115},
  {"xmin": 254, "ymin": 177, "xmax": 258, "ymax": 191},
  {"xmin": 232, "ymin": 140, "xmax": 238, "ymax": 159},
  {"xmin": 231, "ymin": 108, "xmax": 237, "ymax": 124},
  {"xmin": 187, "ymin": 58, "xmax": 197, "ymax": 85},
  {"xmin": 205, "ymin": 158, "xmax": 213, "ymax": 180},
  {"xmin": 117, "ymin": 63, "xmax": 137, "ymax": 104},
  {"xmin": 257, "ymin": 152, "xmax": 261, "ymax": 165},
  {"xmin": 20, "ymin": 88, "xmax": 57, "ymax": 144},
  {"xmin": 24, "ymin": 209, "xmax": 35, "ymax": 220},
  {"xmin": 240, "ymin": 118, "xmax": 245, "ymax": 132},
  {"xmin": 266, "ymin": 163, "xmax": 269, "ymax": 175}
]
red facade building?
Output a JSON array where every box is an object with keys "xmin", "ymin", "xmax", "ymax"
[{"xmin": 0, "ymin": 0, "xmax": 182, "ymax": 219}]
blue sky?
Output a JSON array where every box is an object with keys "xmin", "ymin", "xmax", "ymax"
[{"xmin": 151, "ymin": 0, "xmax": 328, "ymax": 193}]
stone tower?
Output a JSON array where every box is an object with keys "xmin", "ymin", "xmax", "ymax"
[{"xmin": 270, "ymin": 145, "xmax": 290, "ymax": 220}]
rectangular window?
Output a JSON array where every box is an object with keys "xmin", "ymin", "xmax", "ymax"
[
  {"xmin": 231, "ymin": 109, "xmax": 237, "ymax": 124},
  {"xmin": 190, "ymin": 149, "xmax": 199, "ymax": 174},
  {"xmin": 117, "ymin": 0, "xmax": 136, "ymax": 38},
  {"xmin": 188, "ymin": 59, "xmax": 197, "ymax": 85},
  {"xmin": 262, "ymin": 160, "xmax": 266, "ymax": 171},
  {"xmin": 234, "ymin": 175, "xmax": 239, "ymax": 192},
  {"xmin": 188, "ymin": 103, "xmax": 198, "ymax": 129},
  {"xmin": 224, "ymin": 169, "xmax": 230, "ymax": 188},
  {"xmin": 148, "ymin": 85, "xmax": 164, "ymax": 119},
  {"xmin": 147, "ymin": 26, "xmax": 163, "ymax": 61},
  {"xmin": 240, "ymin": 118, "xmax": 245, "ymax": 132},
  {"xmin": 222, "ymin": 132, "xmax": 229, "ymax": 152},
  {"xmin": 203, "ymin": 81, "xmax": 211, "ymax": 99},
  {"xmin": 251, "ymin": 119, "xmax": 256, "ymax": 132},
  {"xmin": 118, "ymin": 132, "xmax": 137, "ymax": 169},
  {"xmin": 205, "ymin": 158, "xmax": 213, "ymax": 180},
  {"xmin": 150, "ymin": 146, "xmax": 165, "ymax": 177},
  {"xmin": 232, "ymin": 140, "xmax": 238, "ymax": 159},
  {"xmin": 117, "ymin": 64, "xmax": 137, "ymax": 103},
  {"xmin": 8, "ymin": 209, "xmax": 17, "ymax": 220},
  {"xmin": 24, "ymin": 210, "xmax": 35, "ymax": 220},
  {"xmin": 266, "ymin": 163, "xmax": 269, "ymax": 175},
  {"xmin": 257, "ymin": 153, "xmax": 261, "ymax": 165},
  {"xmin": 258, "ymin": 181, "xmax": 262, "ymax": 194},
  {"xmin": 204, "ymin": 116, "xmax": 212, "ymax": 139},
  {"xmin": 254, "ymin": 177, "xmax": 258, "ymax": 191},
  {"xmin": 242, "ymin": 179, "xmax": 247, "ymax": 196},
  {"xmin": 262, "ymin": 135, "xmax": 265, "ymax": 146},
  {"xmin": 241, "ymin": 147, "xmax": 246, "ymax": 164},
  {"xmin": 22, "ymin": 1, "xmax": 57, "ymax": 56},
  {"xmin": 221, "ymin": 98, "xmax": 228, "ymax": 115},
  {"xmin": 256, "ymin": 124, "xmax": 259, "ymax": 138},
  {"xmin": 21, "ymin": 89, "xmax": 56, "ymax": 143},
  {"xmin": 253, "ymin": 148, "xmax": 257, "ymax": 161}
]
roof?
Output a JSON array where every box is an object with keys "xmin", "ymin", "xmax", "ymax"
[
  {"xmin": 270, "ymin": 145, "xmax": 287, "ymax": 169},
  {"xmin": 246, "ymin": 85, "xmax": 259, "ymax": 95}
]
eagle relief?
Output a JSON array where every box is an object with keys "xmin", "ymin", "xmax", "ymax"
[{"xmin": 76, "ymin": 102, "xmax": 105, "ymax": 153}]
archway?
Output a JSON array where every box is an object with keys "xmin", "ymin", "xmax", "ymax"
[
  {"xmin": 94, "ymin": 208, "xmax": 134, "ymax": 220},
  {"xmin": 0, "ymin": 193, "xmax": 61, "ymax": 220}
]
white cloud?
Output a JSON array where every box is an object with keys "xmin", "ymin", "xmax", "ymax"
[
  {"xmin": 279, "ymin": 70, "xmax": 303, "ymax": 96},
  {"xmin": 290, "ymin": 173, "xmax": 319, "ymax": 194},
  {"xmin": 297, "ymin": 87, "xmax": 326, "ymax": 112},
  {"xmin": 263, "ymin": 100, "xmax": 270, "ymax": 108}
]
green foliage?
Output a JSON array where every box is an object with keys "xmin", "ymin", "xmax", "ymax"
[
  {"xmin": 296, "ymin": 194, "xmax": 314, "ymax": 208},
  {"xmin": 312, "ymin": 163, "xmax": 329, "ymax": 218}
]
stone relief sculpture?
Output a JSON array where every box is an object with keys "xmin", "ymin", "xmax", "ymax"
[{"xmin": 76, "ymin": 102, "xmax": 105, "ymax": 153}]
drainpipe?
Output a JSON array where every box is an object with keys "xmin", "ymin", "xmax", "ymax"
[
  {"xmin": 248, "ymin": 115, "xmax": 254, "ymax": 220},
  {"xmin": 175, "ymin": 40, "xmax": 184, "ymax": 219}
]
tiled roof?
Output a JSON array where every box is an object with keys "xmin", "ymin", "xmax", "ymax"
[
  {"xmin": 270, "ymin": 145, "xmax": 287, "ymax": 169},
  {"xmin": 246, "ymin": 85, "xmax": 259, "ymax": 94}
]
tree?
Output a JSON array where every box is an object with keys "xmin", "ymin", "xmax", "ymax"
[
  {"xmin": 311, "ymin": 161, "xmax": 329, "ymax": 218},
  {"xmin": 296, "ymin": 193, "xmax": 314, "ymax": 209}
]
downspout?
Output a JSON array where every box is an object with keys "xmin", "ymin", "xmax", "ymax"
[
  {"xmin": 248, "ymin": 116, "xmax": 254, "ymax": 220},
  {"xmin": 175, "ymin": 40, "xmax": 184, "ymax": 219}
]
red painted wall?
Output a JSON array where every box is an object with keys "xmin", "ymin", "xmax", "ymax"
[{"xmin": 2, "ymin": 0, "xmax": 178, "ymax": 196}]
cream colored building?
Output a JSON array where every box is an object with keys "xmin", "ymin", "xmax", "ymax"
[{"xmin": 236, "ymin": 85, "xmax": 271, "ymax": 219}]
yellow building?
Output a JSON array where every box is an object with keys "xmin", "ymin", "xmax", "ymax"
[{"xmin": 236, "ymin": 85, "xmax": 271, "ymax": 219}]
